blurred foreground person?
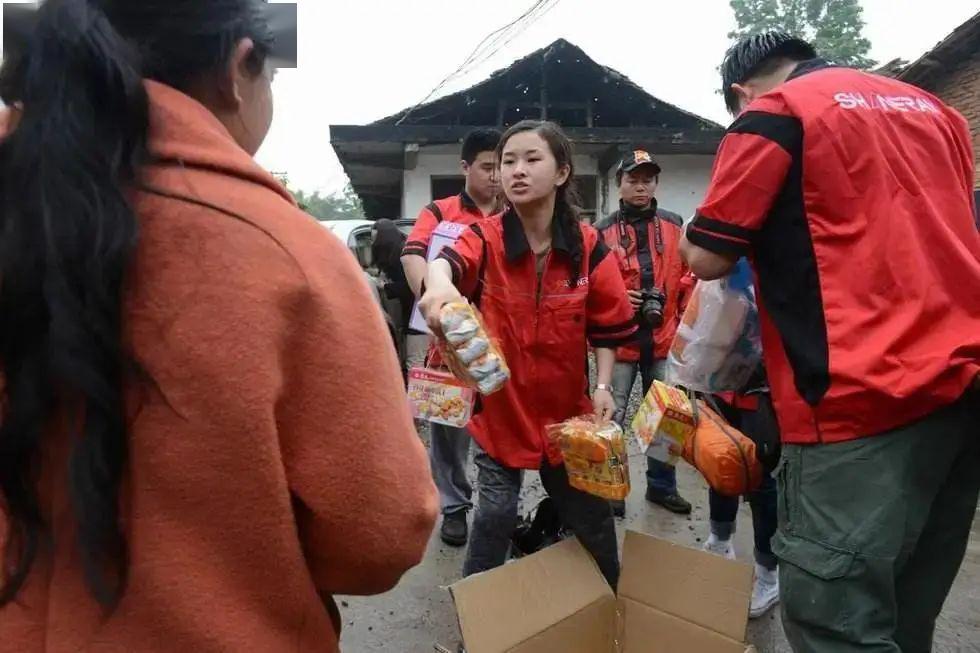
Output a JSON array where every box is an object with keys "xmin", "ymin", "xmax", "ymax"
[{"xmin": 0, "ymin": 2, "xmax": 436, "ymax": 651}]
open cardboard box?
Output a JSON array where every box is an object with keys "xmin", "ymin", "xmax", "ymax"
[{"xmin": 450, "ymin": 530, "xmax": 757, "ymax": 653}]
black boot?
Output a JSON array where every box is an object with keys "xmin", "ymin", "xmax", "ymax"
[
  {"xmin": 440, "ymin": 511, "xmax": 468, "ymax": 546},
  {"xmin": 645, "ymin": 488, "xmax": 692, "ymax": 515}
]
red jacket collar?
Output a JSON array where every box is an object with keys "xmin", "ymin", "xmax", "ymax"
[{"xmin": 144, "ymin": 80, "xmax": 294, "ymax": 206}]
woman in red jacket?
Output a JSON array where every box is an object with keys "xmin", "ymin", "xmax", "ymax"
[{"xmin": 420, "ymin": 120, "xmax": 636, "ymax": 587}]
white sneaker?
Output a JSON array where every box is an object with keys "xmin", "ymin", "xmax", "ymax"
[
  {"xmin": 702, "ymin": 534, "xmax": 736, "ymax": 560},
  {"xmin": 750, "ymin": 564, "xmax": 780, "ymax": 618}
]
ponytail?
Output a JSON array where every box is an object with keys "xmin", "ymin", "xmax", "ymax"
[
  {"xmin": 556, "ymin": 182, "xmax": 585, "ymax": 284},
  {"xmin": 0, "ymin": 0, "xmax": 147, "ymax": 607}
]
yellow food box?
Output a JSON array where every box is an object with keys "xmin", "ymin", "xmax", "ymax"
[{"xmin": 631, "ymin": 380, "xmax": 696, "ymax": 466}]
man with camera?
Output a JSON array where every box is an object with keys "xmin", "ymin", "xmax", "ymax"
[{"xmin": 597, "ymin": 150, "xmax": 693, "ymax": 515}]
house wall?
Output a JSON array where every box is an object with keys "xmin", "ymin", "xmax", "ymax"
[
  {"xmin": 404, "ymin": 149, "xmax": 714, "ymax": 222},
  {"xmin": 601, "ymin": 154, "xmax": 715, "ymax": 222},
  {"xmin": 929, "ymin": 46, "xmax": 980, "ymax": 187}
]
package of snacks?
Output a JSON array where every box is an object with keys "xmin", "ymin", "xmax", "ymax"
[
  {"xmin": 631, "ymin": 380, "xmax": 697, "ymax": 466},
  {"xmin": 545, "ymin": 416, "xmax": 630, "ymax": 500},
  {"xmin": 407, "ymin": 368, "xmax": 476, "ymax": 428},
  {"xmin": 438, "ymin": 302, "xmax": 510, "ymax": 395}
]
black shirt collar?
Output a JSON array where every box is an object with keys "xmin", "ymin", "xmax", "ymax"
[
  {"xmin": 503, "ymin": 205, "xmax": 576, "ymax": 263},
  {"xmin": 787, "ymin": 58, "xmax": 835, "ymax": 82},
  {"xmin": 619, "ymin": 199, "xmax": 659, "ymax": 224},
  {"xmin": 460, "ymin": 189, "xmax": 478, "ymax": 211}
]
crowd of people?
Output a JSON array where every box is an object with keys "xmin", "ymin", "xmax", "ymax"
[{"xmin": 0, "ymin": 2, "xmax": 977, "ymax": 653}]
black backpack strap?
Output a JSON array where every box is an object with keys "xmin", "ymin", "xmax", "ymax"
[{"xmin": 426, "ymin": 201, "xmax": 444, "ymax": 223}]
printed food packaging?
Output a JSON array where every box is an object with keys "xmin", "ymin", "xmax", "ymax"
[
  {"xmin": 546, "ymin": 416, "xmax": 630, "ymax": 500},
  {"xmin": 407, "ymin": 368, "xmax": 476, "ymax": 428},
  {"xmin": 631, "ymin": 380, "xmax": 697, "ymax": 466},
  {"xmin": 438, "ymin": 302, "xmax": 510, "ymax": 395}
]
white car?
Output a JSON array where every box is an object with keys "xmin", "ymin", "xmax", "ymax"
[{"xmin": 320, "ymin": 218, "xmax": 414, "ymax": 271}]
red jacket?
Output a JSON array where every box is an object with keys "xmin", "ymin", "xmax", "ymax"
[
  {"xmin": 688, "ymin": 59, "xmax": 980, "ymax": 444},
  {"xmin": 403, "ymin": 191, "xmax": 488, "ymax": 258},
  {"xmin": 439, "ymin": 209, "xmax": 636, "ymax": 469},
  {"xmin": 597, "ymin": 203, "xmax": 691, "ymax": 361},
  {"xmin": 404, "ymin": 191, "xmax": 491, "ymax": 366}
]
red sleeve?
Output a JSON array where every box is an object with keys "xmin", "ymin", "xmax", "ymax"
[
  {"xmin": 585, "ymin": 238, "xmax": 637, "ymax": 348},
  {"xmin": 402, "ymin": 204, "xmax": 440, "ymax": 258},
  {"xmin": 436, "ymin": 223, "xmax": 486, "ymax": 299},
  {"xmin": 688, "ymin": 106, "xmax": 800, "ymax": 257}
]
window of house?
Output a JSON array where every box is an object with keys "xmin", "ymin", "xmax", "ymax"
[
  {"xmin": 431, "ymin": 176, "xmax": 465, "ymax": 201},
  {"xmin": 549, "ymin": 106, "xmax": 588, "ymax": 127},
  {"xmin": 576, "ymin": 175, "xmax": 599, "ymax": 223}
]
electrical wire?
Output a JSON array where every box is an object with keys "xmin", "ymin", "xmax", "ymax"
[
  {"xmin": 462, "ymin": 0, "xmax": 560, "ymax": 74},
  {"xmin": 395, "ymin": 0, "xmax": 557, "ymax": 125}
]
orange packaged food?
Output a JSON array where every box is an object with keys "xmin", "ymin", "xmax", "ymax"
[
  {"xmin": 682, "ymin": 401, "xmax": 764, "ymax": 497},
  {"xmin": 546, "ymin": 417, "xmax": 630, "ymax": 500}
]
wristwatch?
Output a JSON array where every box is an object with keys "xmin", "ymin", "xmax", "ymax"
[{"xmin": 595, "ymin": 384, "xmax": 614, "ymax": 394}]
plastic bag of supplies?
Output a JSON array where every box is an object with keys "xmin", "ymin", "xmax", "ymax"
[{"xmin": 666, "ymin": 260, "xmax": 761, "ymax": 393}]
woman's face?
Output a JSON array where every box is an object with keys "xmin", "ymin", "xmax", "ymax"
[{"xmin": 500, "ymin": 131, "xmax": 570, "ymax": 208}]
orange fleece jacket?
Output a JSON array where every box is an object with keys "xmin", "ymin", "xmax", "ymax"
[{"xmin": 0, "ymin": 82, "xmax": 437, "ymax": 652}]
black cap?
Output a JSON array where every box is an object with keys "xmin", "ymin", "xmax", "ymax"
[{"xmin": 617, "ymin": 149, "xmax": 661, "ymax": 176}]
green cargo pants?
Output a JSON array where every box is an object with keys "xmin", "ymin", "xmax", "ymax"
[{"xmin": 773, "ymin": 388, "xmax": 980, "ymax": 652}]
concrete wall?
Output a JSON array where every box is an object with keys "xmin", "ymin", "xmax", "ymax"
[
  {"xmin": 601, "ymin": 154, "xmax": 715, "ymax": 222},
  {"xmin": 403, "ymin": 148, "xmax": 713, "ymax": 221},
  {"xmin": 929, "ymin": 47, "xmax": 980, "ymax": 187}
]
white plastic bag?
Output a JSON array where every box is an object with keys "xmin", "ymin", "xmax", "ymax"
[{"xmin": 666, "ymin": 261, "xmax": 761, "ymax": 393}]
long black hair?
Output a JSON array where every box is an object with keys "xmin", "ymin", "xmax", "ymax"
[
  {"xmin": 496, "ymin": 120, "xmax": 584, "ymax": 283},
  {"xmin": 371, "ymin": 219, "xmax": 406, "ymax": 276},
  {"xmin": 0, "ymin": 0, "xmax": 276, "ymax": 608}
]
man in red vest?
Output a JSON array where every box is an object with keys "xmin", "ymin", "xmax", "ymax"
[
  {"xmin": 682, "ymin": 32, "xmax": 980, "ymax": 650},
  {"xmin": 597, "ymin": 151, "xmax": 693, "ymax": 516},
  {"xmin": 402, "ymin": 129, "xmax": 501, "ymax": 547}
]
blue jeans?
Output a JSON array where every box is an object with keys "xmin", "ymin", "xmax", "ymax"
[
  {"xmin": 463, "ymin": 445, "xmax": 620, "ymax": 588},
  {"xmin": 610, "ymin": 359, "xmax": 678, "ymax": 495},
  {"xmin": 429, "ymin": 423, "xmax": 473, "ymax": 515},
  {"xmin": 709, "ymin": 476, "xmax": 778, "ymax": 569},
  {"xmin": 709, "ymin": 396, "xmax": 779, "ymax": 568}
]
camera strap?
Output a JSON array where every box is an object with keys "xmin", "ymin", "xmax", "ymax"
[
  {"xmin": 653, "ymin": 214, "xmax": 665, "ymax": 255},
  {"xmin": 634, "ymin": 220, "xmax": 656, "ymax": 291}
]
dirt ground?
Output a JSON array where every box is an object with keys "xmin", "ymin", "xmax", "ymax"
[{"xmin": 339, "ymin": 432, "xmax": 980, "ymax": 653}]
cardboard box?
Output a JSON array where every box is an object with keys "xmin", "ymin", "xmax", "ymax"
[
  {"xmin": 631, "ymin": 381, "xmax": 697, "ymax": 466},
  {"xmin": 407, "ymin": 367, "xmax": 475, "ymax": 428},
  {"xmin": 450, "ymin": 531, "xmax": 756, "ymax": 653}
]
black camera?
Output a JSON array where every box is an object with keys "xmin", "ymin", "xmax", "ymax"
[{"xmin": 637, "ymin": 288, "xmax": 667, "ymax": 330}]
